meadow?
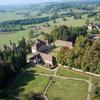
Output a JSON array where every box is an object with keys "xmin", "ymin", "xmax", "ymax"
[
  {"xmin": 0, "ymin": 7, "xmax": 96, "ymax": 49},
  {"xmin": 5, "ymin": 66, "xmax": 51, "ymax": 100},
  {"xmin": 3, "ymin": 65, "xmax": 89, "ymax": 100},
  {"xmin": 2, "ymin": 65, "xmax": 100, "ymax": 100},
  {"xmin": 47, "ymin": 78, "xmax": 88, "ymax": 100},
  {"xmin": 0, "ymin": 30, "xmax": 29, "ymax": 48},
  {"xmin": 56, "ymin": 66, "xmax": 89, "ymax": 80},
  {"xmin": 0, "ymin": 12, "xmax": 26, "ymax": 22}
]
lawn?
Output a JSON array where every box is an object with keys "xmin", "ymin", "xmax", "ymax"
[
  {"xmin": 5, "ymin": 70, "xmax": 50, "ymax": 100},
  {"xmin": 47, "ymin": 78, "xmax": 88, "ymax": 100},
  {"xmin": 26, "ymin": 66, "xmax": 52, "ymax": 75},
  {"xmin": 57, "ymin": 67, "xmax": 89, "ymax": 80},
  {"xmin": 0, "ymin": 30, "xmax": 29, "ymax": 48}
]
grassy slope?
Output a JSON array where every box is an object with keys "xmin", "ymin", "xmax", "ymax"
[
  {"xmin": 57, "ymin": 67, "xmax": 89, "ymax": 80},
  {"xmin": 6, "ymin": 68, "xmax": 50, "ymax": 99},
  {"xmin": 26, "ymin": 66, "xmax": 52, "ymax": 74},
  {"xmin": 47, "ymin": 78, "xmax": 88, "ymax": 100}
]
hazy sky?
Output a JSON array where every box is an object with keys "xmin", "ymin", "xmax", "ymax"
[
  {"xmin": 0, "ymin": 0, "xmax": 95, "ymax": 5},
  {"xmin": 0, "ymin": 0, "xmax": 62, "ymax": 5}
]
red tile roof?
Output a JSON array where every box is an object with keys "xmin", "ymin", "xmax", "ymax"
[{"xmin": 55, "ymin": 40, "xmax": 73, "ymax": 49}]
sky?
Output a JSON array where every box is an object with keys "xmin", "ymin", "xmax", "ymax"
[
  {"xmin": 0, "ymin": 0, "xmax": 62, "ymax": 5},
  {"xmin": 0, "ymin": 0, "xmax": 97, "ymax": 5}
]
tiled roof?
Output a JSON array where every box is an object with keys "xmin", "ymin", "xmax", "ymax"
[
  {"xmin": 40, "ymin": 53, "xmax": 53, "ymax": 64},
  {"xmin": 95, "ymin": 34, "xmax": 100, "ymax": 38},
  {"xmin": 55, "ymin": 40, "xmax": 73, "ymax": 49}
]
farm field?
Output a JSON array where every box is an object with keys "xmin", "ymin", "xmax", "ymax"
[
  {"xmin": 0, "ymin": 12, "xmax": 26, "ymax": 22},
  {"xmin": 23, "ymin": 15, "xmax": 95, "ymax": 34},
  {"xmin": 47, "ymin": 78, "xmax": 88, "ymax": 100},
  {"xmin": 0, "ymin": 30, "xmax": 29, "ymax": 48},
  {"xmin": 0, "ymin": 14, "xmax": 95, "ymax": 48}
]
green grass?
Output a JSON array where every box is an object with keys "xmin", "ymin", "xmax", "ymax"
[
  {"xmin": 46, "ymin": 15, "xmax": 94, "ymax": 29},
  {"xmin": 57, "ymin": 67, "xmax": 89, "ymax": 80},
  {"xmin": 0, "ymin": 12, "xmax": 25, "ymax": 22},
  {"xmin": 26, "ymin": 66, "xmax": 52, "ymax": 74},
  {"xmin": 6, "ymin": 70, "xmax": 50, "ymax": 99},
  {"xmin": 47, "ymin": 78, "xmax": 88, "ymax": 100},
  {"xmin": 0, "ymin": 30, "xmax": 29, "ymax": 48}
]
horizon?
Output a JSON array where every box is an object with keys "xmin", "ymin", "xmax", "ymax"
[
  {"xmin": 0, "ymin": 0, "xmax": 58, "ymax": 5},
  {"xmin": 0, "ymin": 0, "xmax": 99, "ymax": 6}
]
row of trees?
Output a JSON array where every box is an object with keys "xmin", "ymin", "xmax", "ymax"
[
  {"xmin": 73, "ymin": 14, "xmax": 82, "ymax": 19},
  {"xmin": 0, "ymin": 25, "xmax": 24, "ymax": 32},
  {"xmin": 0, "ymin": 17, "xmax": 55, "ymax": 26},
  {"xmin": 43, "ymin": 24, "xmax": 99, "ymax": 44},
  {"xmin": 49, "ymin": 25, "xmax": 88, "ymax": 42},
  {"xmin": 56, "ymin": 36, "xmax": 100, "ymax": 74},
  {"xmin": 0, "ymin": 38, "xmax": 31, "ymax": 89}
]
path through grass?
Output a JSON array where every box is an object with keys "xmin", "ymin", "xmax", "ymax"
[
  {"xmin": 57, "ymin": 67, "xmax": 89, "ymax": 80},
  {"xmin": 47, "ymin": 78, "xmax": 88, "ymax": 100}
]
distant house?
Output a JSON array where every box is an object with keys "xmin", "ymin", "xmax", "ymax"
[
  {"xmin": 30, "ymin": 53, "xmax": 44, "ymax": 65},
  {"xmin": 31, "ymin": 39, "xmax": 57, "ymax": 69},
  {"xmin": 87, "ymin": 22, "xmax": 100, "ymax": 30},
  {"xmin": 93, "ymin": 34, "xmax": 100, "ymax": 39},
  {"xmin": 31, "ymin": 39, "xmax": 52, "ymax": 53},
  {"xmin": 29, "ymin": 52, "xmax": 57, "ymax": 69},
  {"xmin": 55, "ymin": 40, "xmax": 73, "ymax": 49},
  {"xmin": 90, "ymin": 34, "xmax": 100, "ymax": 40}
]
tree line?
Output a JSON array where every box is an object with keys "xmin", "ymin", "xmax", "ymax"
[
  {"xmin": 56, "ymin": 36, "xmax": 100, "ymax": 74},
  {"xmin": 0, "ymin": 25, "xmax": 24, "ymax": 32},
  {"xmin": 48, "ymin": 25, "xmax": 88, "ymax": 43},
  {"xmin": 0, "ymin": 17, "xmax": 55, "ymax": 26},
  {"xmin": 43, "ymin": 24, "xmax": 100, "ymax": 74},
  {"xmin": 0, "ymin": 38, "xmax": 31, "ymax": 90}
]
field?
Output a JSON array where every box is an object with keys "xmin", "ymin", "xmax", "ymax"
[
  {"xmin": 26, "ymin": 65, "xmax": 52, "ymax": 75},
  {"xmin": 2, "ymin": 65, "xmax": 100, "ymax": 100},
  {"xmin": 0, "ymin": 14, "xmax": 95, "ymax": 48},
  {"xmin": 5, "ymin": 66, "xmax": 51, "ymax": 100},
  {"xmin": 57, "ymin": 67, "xmax": 89, "ymax": 80},
  {"xmin": 2, "ymin": 65, "xmax": 89, "ymax": 100},
  {"xmin": 47, "ymin": 78, "xmax": 88, "ymax": 100},
  {"xmin": 0, "ymin": 30, "xmax": 29, "ymax": 48},
  {"xmin": 24, "ymin": 15, "xmax": 95, "ymax": 33},
  {"xmin": 0, "ymin": 12, "xmax": 26, "ymax": 22}
]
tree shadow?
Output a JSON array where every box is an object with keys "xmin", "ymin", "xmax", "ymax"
[
  {"xmin": 3, "ymin": 69, "xmax": 37, "ymax": 99},
  {"xmin": 23, "ymin": 63, "xmax": 35, "ymax": 70}
]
